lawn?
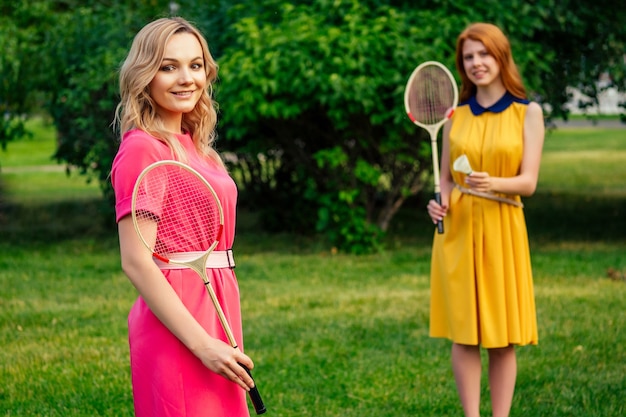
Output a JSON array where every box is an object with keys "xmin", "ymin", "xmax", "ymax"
[{"xmin": 0, "ymin": 119, "xmax": 624, "ymax": 416}]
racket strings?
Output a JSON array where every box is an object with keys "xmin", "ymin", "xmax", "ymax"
[
  {"xmin": 408, "ymin": 66, "xmax": 455, "ymax": 125},
  {"xmin": 134, "ymin": 165, "xmax": 222, "ymax": 257}
]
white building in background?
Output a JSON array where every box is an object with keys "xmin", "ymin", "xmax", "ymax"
[{"xmin": 564, "ymin": 73, "xmax": 625, "ymax": 115}]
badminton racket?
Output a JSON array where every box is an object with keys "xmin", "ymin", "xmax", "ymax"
[
  {"xmin": 404, "ymin": 61, "xmax": 458, "ymax": 233},
  {"xmin": 131, "ymin": 160, "xmax": 266, "ymax": 415}
]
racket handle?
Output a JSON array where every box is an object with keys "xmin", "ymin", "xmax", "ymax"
[
  {"xmin": 239, "ymin": 363, "xmax": 267, "ymax": 414},
  {"xmin": 434, "ymin": 192, "xmax": 444, "ymax": 234}
]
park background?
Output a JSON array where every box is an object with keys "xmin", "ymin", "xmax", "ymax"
[{"xmin": 1, "ymin": 1, "xmax": 625, "ymax": 416}]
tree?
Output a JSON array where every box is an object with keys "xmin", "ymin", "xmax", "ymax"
[
  {"xmin": 525, "ymin": 0, "xmax": 626, "ymax": 119},
  {"xmin": 216, "ymin": 1, "xmax": 455, "ymax": 252},
  {"xmin": 2, "ymin": 0, "xmax": 624, "ymax": 251},
  {"xmin": 13, "ymin": 1, "xmax": 193, "ymax": 200},
  {"xmin": 0, "ymin": 2, "xmax": 51, "ymax": 151},
  {"xmin": 215, "ymin": 0, "xmax": 625, "ymax": 251}
]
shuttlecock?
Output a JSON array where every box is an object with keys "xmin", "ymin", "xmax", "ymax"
[{"xmin": 453, "ymin": 154, "xmax": 473, "ymax": 174}]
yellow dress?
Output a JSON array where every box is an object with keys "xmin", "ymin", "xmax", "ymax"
[{"xmin": 429, "ymin": 92, "xmax": 538, "ymax": 348}]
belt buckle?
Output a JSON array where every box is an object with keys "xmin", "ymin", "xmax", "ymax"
[{"xmin": 226, "ymin": 248, "xmax": 235, "ymax": 269}]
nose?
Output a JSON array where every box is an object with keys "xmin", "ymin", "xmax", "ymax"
[
  {"xmin": 472, "ymin": 54, "xmax": 484, "ymax": 67},
  {"xmin": 179, "ymin": 68, "xmax": 193, "ymax": 84}
]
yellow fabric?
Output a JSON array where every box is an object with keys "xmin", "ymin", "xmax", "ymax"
[{"xmin": 429, "ymin": 99, "xmax": 538, "ymax": 348}]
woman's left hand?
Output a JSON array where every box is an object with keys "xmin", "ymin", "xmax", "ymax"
[{"xmin": 464, "ymin": 171, "xmax": 492, "ymax": 193}]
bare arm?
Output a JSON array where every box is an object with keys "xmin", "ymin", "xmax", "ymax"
[
  {"xmin": 117, "ymin": 215, "xmax": 255, "ymax": 390},
  {"xmin": 464, "ymin": 101, "xmax": 545, "ymax": 196}
]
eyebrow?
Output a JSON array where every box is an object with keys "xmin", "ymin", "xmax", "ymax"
[
  {"xmin": 161, "ymin": 56, "xmax": 203, "ymax": 63},
  {"xmin": 463, "ymin": 48, "xmax": 487, "ymax": 56}
]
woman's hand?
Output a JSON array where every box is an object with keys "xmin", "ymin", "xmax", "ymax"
[
  {"xmin": 193, "ymin": 338, "xmax": 256, "ymax": 391},
  {"xmin": 119, "ymin": 217, "xmax": 256, "ymax": 391},
  {"xmin": 427, "ymin": 198, "xmax": 448, "ymax": 225},
  {"xmin": 464, "ymin": 171, "xmax": 492, "ymax": 193}
]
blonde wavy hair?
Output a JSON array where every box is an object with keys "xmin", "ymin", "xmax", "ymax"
[
  {"xmin": 455, "ymin": 22, "xmax": 527, "ymax": 103},
  {"xmin": 114, "ymin": 17, "xmax": 222, "ymax": 166}
]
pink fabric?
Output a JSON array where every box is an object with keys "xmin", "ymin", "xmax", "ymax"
[{"xmin": 111, "ymin": 129, "xmax": 249, "ymax": 417}]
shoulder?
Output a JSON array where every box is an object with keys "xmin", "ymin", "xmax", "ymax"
[
  {"xmin": 524, "ymin": 101, "xmax": 544, "ymax": 123},
  {"xmin": 121, "ymin": 129, "xmax": 168, "ymax": 148},
  {"xmin": 522, "ymin": 101, "xmax": 546, "ymax": 147},
  {"xmin": 116, "ymin": 129, "xmax": 172, "ymax": 159},
  {"xmin": 453, "ymin": 101, "xmax": 472, "ymax": 117},
  {"xmin": 112, "ymin": 129, "xmax": 174, "ymax": 182},
  {"xmin": 526, "ymin": 101, "xmax": 543, "ymax": 114}
]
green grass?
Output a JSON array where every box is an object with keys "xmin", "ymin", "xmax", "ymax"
[
  {"xmin": 0, "ymin": 122, "xmax": 625, "ymax": 416},
  {"xmin": 0, "ymin": 118, "xmax": 58, "ymax": 168},
  {"xmin": 540, "ymin": 128, "xmax": 626, "ymax": 195},
  {"xmin": 564, "ymin": 114, "xmax": 624, "ymax": 121}
]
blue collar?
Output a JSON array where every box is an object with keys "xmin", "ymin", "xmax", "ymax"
[{"xmin": 464, "ymin": 92, "xmax": 529, "ymax": 115}]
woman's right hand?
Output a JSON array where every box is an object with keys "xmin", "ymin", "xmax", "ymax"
[
  {"xmin": 193, "ymin": 338, "xmax": 256, "ymax": 391},
  {"xmin": 427, "ymin": 198, "xmax": 448, "ymax": 225}
]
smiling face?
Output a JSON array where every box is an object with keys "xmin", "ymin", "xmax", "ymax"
[
  {"xmin": 461, "ymin": 38, "xmax": 502, "ymax": 89},
  {"xmin": 148, "ymin": 32, "xmax": 207, "ymax": 132}
]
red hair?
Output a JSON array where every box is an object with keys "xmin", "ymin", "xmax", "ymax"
[{"xmin": 455, "ymin": 23, "xmax": 526, "ymax": 102}]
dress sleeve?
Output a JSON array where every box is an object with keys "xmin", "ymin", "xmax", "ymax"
[{"xmin": 111, "ymin": 130, "xmax": 173, "ymax": 222}]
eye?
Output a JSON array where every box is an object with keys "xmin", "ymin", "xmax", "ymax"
[
  {"xmin": 160, "ymin": 64, "xmax": 176, "ymax": 72},
  {"xmin": 191, "ymin": 62, "xmax": 204, "ymax": 70}
]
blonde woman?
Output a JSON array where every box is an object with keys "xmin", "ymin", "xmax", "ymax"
[
  {"xmin": 427, "ymin": 23, "xmax": 544, "ymax": 417},
  {"xmin": 111, "ymin": 17, "xmax": 255, "ymax": 416}
]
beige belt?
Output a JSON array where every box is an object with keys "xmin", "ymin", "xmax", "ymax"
[
  {"xmin": 153, "ymin": 249, "xmax": 235, "ymax": 269},
  {"xmin": 455, "ymin": 184, "xmax": 524, "ymax": 208}
]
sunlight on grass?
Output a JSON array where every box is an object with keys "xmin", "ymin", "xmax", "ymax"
[
  {"xmin": 1, "ymin": 118, "xmax": 101, "ymax": 205},
  {"xmin": 0, "ymin": 122, "xmax": 625, "ymax": 416},
  {"xmin": 539, "ymin": 129, "xmax": 626, "ymax": 195},
  {"xmin": 544, "ymin": 127, "xmax": 626, "ymax": 151},
  {"xmin": 2, "ymin": 171, "xmax": 100, "ymax": 203},
  {"xmin": 0, "ymin": 118, "xmax": 58, "ymax": 167}
]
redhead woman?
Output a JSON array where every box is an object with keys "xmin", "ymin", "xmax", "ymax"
[{"xmin": 427, "ymin": 22, "xmax": 544, "ymax": 417}]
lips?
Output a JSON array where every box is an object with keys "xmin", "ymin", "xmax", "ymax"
[{"xmin": 172, "ymin": 91, "xmax": 194, "ymax": 97}]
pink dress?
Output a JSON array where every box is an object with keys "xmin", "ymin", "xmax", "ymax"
[{"xmin": 111, "ymin": 129, "xmax": 250, "ymax": 417}]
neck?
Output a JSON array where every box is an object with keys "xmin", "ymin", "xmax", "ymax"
[
  {"xmin": 157, "ymin": 110, "xmax": 183, "ymax": 134},
  {"xmin": 475, "ymin": 82, "xmax": 506, "ymax": 108}
]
